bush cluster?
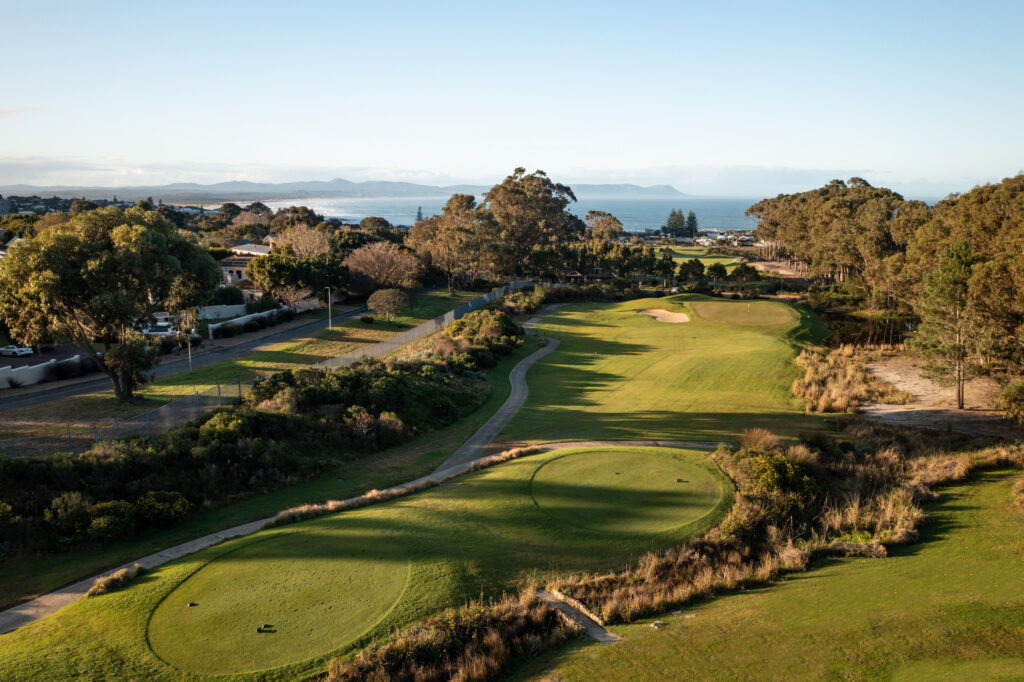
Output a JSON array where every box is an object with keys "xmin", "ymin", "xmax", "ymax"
[
  {"xmin": 328, "ymin": 588, "xmax": 578, "ymax": 682},
  {"xmin": 432, "ymin": 310, "xmax": 523, "ymax": 369},
  {"xmin": 499, "ymin": 283, "xmax": 657, "ymax": 316}
]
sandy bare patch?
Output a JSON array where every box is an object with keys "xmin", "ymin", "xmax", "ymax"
[
  {"xmin": 637, "ymin": 309, "xmax": 690, "ymax": 323},
  {"xmin": 861, "ymin": 355, "xmax": 1024, "ymax": 439}
]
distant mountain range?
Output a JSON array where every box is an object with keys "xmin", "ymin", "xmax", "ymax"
[{"xmin": 0, "ymin": 178, "xmax": 684, "ymax": 204}]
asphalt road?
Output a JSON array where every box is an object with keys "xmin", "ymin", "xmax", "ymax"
[{"xmin": 0, "ymin": 306, "xmax": 366, "ymax": 413}]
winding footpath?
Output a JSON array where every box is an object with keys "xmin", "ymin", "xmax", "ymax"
[
  {"xmin": 434, "ymin": 309, "xmax": 561, "ymax": 472},
  {"xmin": 0, "ymin": 305, "xmax": 723, "ymax": 639}
]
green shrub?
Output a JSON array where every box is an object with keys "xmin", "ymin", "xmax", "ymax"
[
  {"xmin": 87, "ymin": 500, "xmax": 136, "ymax": 540},
  {"xmin": 360, "ymin": 315, "xmax": 374, "ymax": 324},
  {"xmin": 135, "ymin": 491, "xmax": 191, "ymax": 528},
  {"xmin": 44, "ymin": 492, "xmax": 92, "ymax": 536},
  {"xmin": 211, "ymin": 285, "xmax": 245, "ymax": 305}
]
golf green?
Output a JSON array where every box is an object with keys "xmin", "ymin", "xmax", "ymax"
[
  {"xmin": 530, "ymin": 449, "xmax": 723, "ymax": 534},
  {"xmin": 148, "ymin": 534, "xmax": 409, "ymax": 674}
]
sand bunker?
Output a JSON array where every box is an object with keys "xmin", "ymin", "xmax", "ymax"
[{"xmin": 637, "ymin": 309, "xmax": 690, "ymax": 323}]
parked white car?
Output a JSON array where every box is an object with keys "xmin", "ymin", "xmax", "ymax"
[
  {"xmin": 0, "ymin": 345, "xmax": 33, "ymax": 357},
  {"xmin": 140, "ymin": 324, "xmax": 179, "ymax": 337}
]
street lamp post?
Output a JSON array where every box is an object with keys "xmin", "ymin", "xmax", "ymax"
[{"xmin": 326, "ymin": 286, "xmax": 332, "ymax": 329}]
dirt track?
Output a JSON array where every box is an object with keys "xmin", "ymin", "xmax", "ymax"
[{"xmin": 862, "ymin": 356, "xmax": 1022, "ymax": 439}]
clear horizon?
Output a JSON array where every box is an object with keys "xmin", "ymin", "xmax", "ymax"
[{"xmin": 1, "ymin": 1, "xmax": 1022, "ymax": 197}]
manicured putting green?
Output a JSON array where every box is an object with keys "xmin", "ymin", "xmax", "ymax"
[
  {"xmin": 689, "ymin": 299, "xmax": 798, "ymax": 328},
  {"xmin": 530, "ymin": 449, "xmax": 724, "ymax": 534},
  {"xmin": 148, "ymin": 533, "xmax": 409, "ymax": 674}
]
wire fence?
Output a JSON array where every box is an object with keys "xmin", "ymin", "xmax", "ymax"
[
  {"xmin": 315, "ymin": 280, "xmax": 533, "ymax": 370},
  {"xmin": 0, "ymin": 378, "xmax": 258, "ymax": 458},
  {"xmin": 0, "ymin": 281, "xmax": 533, "ymax": 458}
]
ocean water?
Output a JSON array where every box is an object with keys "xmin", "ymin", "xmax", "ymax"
[{"xmin": 263, "ymin": 196, "xmax": 759, "ymax": 233}]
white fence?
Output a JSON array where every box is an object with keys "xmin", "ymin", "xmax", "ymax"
[
  {"xmin": 315, "ymin": 281, "xmax": 533, "ymax": 370},
  {"xmin": 0, "ymin": 355, "xmax": 91, "ymax": 390},
  {"xmin": 207, "ymin": 307, "xmax": 282, "ymax": 339},
  {"xmin": 198, "ymin": 304, "xmax": 248, "ymax": 320}
]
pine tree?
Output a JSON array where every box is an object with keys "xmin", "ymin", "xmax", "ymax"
[
  {"xmin": 664, "ymin": 209, "xmax": 685, "ymax": 237},
  {"xmin": 910, "ymin": 239, "xmax": 979, "ymax": 409},
  {"xmin": 686, "ymin": 210, "xmax": 698, "ymax": 238},
  {"xmin": 416, "ymin": 206, "xmax": 424, "ymax": 222}
]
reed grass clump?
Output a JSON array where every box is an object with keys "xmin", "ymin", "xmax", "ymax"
[
  {"xmin": 792, "ymin": 346, "xmax": 913, "ymax": 413},
  {"xmin": 87, "ymin": 563, "xmax": 145, "ymax": 597}
]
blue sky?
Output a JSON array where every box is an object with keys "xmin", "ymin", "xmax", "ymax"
[{"xmin": 1, "ymin": 0, "xmax": 1021, "ymax": 196}]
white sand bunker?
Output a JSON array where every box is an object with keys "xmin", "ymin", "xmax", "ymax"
[{"xmin": 637, "ymin": 309, "xmax": 690, "ymax": 323}]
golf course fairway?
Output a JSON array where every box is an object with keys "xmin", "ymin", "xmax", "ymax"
[{"xmin": 496, "ymin": 295, "xmax": 827, "ymax": 447}]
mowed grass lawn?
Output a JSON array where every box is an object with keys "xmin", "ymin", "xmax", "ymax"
[
  {"xmin": 0, "ymin": 446, "xmax": 732, "ymax": 679},
  {"xmin": 0, "ymin": 338, "xmax": 539, "ymax": 611},
  {"xmin": 495, "ymin": 295, "xmax": 828, "ymax": 449},
  {"xmin": 669, "ymin": 246, "xmax": 739, "ymax": 272},
  {"xmin": 512, "ymin": 470, "xmax": 1024, "ymax": 681},
  {"xmin": 0, "ymin": 290, "xmax": 479, "ymax": 446}
]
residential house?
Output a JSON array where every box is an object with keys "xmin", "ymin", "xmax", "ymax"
[
  {"xmin": 230, "ymin": 242, "xmax": 272, "ymax": 256},
  {"xmin": 219, "ymin": 255, "xmax": 257, "ymax": 285}
]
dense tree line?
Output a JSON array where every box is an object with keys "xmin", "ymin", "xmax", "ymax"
[{"xmin": 746, "ymin": 174, "xmax": 1024, "ymax": 417}]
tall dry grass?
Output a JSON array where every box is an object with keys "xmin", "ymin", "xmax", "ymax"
[
  {"xmin": 327, "ymin": 587, "xmax": 578, "ymax": 682},
  {"xmin": 1012, "ymin": 476, "xmax": 1024, "ymax": 507},
  {"xmin": 793, "ymin": 346, "xmax": 914, "ymax": 413},
  {"xmin": 87, "ymin": 563, "xmax": 145, "ymax": 597}
]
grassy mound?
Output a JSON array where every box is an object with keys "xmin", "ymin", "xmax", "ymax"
[{"xmin": 530, "ymin": 449, "xmax": 723, "ymax": 534}]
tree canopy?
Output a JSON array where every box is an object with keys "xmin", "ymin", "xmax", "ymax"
[
  {"xmin": 481, "ymin": 168, "xmax": 583, "ymax": 271},
  {"xmin": 0, "ymin": 206, "xmax": 219, "ymax": 400}
]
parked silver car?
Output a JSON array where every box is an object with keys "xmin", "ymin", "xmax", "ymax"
[{"xmin": 0, "ymin": 345, "xmax": 34, "ymax": 357}]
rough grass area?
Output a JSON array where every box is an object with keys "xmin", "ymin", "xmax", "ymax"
[
  {"xmin": 0, "ymin": 339, "xmax": 538, "ymax": 611},
  {"xmin": 511, "ymin": 470, "xmax": 1024, "ymax": 680},
  {"xmin": 495, "ymin": 295, "xmax": 829, "ymax": 448},
  {"xmin": 0, "ymin": 447, "xmax": 730, "ymax": 679},
  {"xmin": 792, "ymin": 345, "xmax": 914, "ymax": 413}
]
